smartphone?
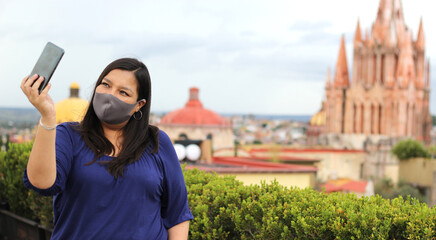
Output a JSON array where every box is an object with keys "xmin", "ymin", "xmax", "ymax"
[{"xmin": 29, "ymin": 42, "xmax": 65, "ymax": 94}]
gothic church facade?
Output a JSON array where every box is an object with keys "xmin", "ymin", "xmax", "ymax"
[{"xmin": 324, "ymin": 0, "xmax": 432, "ymax": 148}]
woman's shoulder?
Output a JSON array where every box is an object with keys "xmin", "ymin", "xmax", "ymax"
[
  {"xmin": 56, "ymin": 122, "xmax": 82, "ymax": 139},
  {"xmin": 157, "ymin": 129, "xmax": 172, "ymax": 148},
  {"xmin": 158, "ymin": 129, "xmax": 169, "ymax": 139},
  {"xmin": 57, "ymin": 121, "xmax": 80, "ymax": 131}
]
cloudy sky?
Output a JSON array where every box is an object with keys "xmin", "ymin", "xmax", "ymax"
[{"xmin": 0, "ymin": 0, "xmax": 434, "ymax": 116}]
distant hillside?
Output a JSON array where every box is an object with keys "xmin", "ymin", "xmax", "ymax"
[
  {"xmin": 0, "ymin": 107, "xmax": 40, "ymax": 126},
  {"xmin": 221, "ymin": 113, "xmax": 312, "ymax": 122}
]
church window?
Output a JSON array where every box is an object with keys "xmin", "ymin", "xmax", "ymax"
[
  {"xmin": 381, "ymin": 54, "xmax": 385, "ymax": 84},
  {"xmin": 360, "ymin": 104, "xmax": 364, "ymax": 134},
  {"xmin": 353, "ymin": 103, "xmax": 357, "ymax": 133},
  {"xmin": 378, "ymin": 105, "xmax": 382, "ymax": 134},
  {"xmin": 371, "ymin": 104, "xmax": 375, "ymax": 134},
  {"xmin": 373, "ymin": 54, "xmax": 377, "ymax": 84}
]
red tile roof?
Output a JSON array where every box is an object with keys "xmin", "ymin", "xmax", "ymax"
[
  {"xmin": 248, "ymin": 148, "xmax": 365, "ymax": 154},
  {"xmin": 322, "ymin": 179, "xmax": 368, "ymax": 193},
  {"xmin": 185, "ymin": 156, "xmax": 317, "ymax": 174}
]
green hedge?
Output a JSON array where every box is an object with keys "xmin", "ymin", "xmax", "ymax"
[
  {"xmin": 185, "ymin": 168, "xmax": 435, "ymax": 239},
  {"xmin": 0, "ymin": 142, "xmax": 53, "ymax": 227},
  {"xmin": 1, "ymin": 142, "xmax": 435, "ymax": 239}
]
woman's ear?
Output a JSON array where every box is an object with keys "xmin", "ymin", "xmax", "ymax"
[{"xmin": 136, "ymin": 99, "xmax": 146, "ymax": 111}]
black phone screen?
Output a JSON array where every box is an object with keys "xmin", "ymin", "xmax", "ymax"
[{"xmin": 29, "ymin": 42, "xmax": 65, "ymax": 94}]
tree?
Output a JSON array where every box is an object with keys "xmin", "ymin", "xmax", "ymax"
[{"xmin": 391, "ymin": 139, "xmax": 429, "ymax": 160}]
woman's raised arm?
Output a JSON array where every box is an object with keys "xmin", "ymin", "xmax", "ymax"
[{"xmin": 20, "ymin": 74, "xmax": 57, "ymax": 189}]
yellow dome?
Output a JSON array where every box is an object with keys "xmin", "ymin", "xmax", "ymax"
[
  {"xmin": 55, "ymin": 98, "xmax": 89, "ymax": 124},
  {"xmin": 310, "ymin": 110, "xmax": 326, "ymax": 126},
  {"xmin": 70, "ymin": 82, "xmax": 80, "ymax": 89}
]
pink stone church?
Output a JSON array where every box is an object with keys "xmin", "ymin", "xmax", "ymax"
[{"xmin": 323, "ymin": 0, "xmax": 432, "ymax": 148}]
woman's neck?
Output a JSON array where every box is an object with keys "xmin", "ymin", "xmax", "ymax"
[{"xmin": 101, "ymin": 123, "xmax": 125, "ymax": 157}]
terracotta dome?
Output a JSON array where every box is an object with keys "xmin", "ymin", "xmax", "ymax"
[{"xmin": 160, "ymin": 87, "xmax": 229, "ymax": 126}]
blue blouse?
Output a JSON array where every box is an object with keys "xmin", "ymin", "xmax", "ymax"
[{"xmin": 24, "ymin": 123, "xmax": 193, "ymax": 240}]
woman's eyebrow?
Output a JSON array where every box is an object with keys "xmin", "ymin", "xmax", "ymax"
[{"xmin": 103, "ymin": 78, "xmax": 134, "ymax": 94}]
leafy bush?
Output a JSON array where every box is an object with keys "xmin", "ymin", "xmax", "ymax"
[
  {"xmin": 391, "ymin": 139, "xmax": 429, "ymax": 160},
  {"xmin": 1, "ymin": 142, "xmax": 436, "ymax": 238},
  {"xmin": 375, "ymin": 178, "xmax": 426, "ymax": 203},
  {"xmin": 0, "ymin": 149, "xmax": 6, "ymax": 204},
  {"xmin": 428, "ymin": 145, "xmax": 436, "ymax": 159},
  {"xmin": 185, "ymin": 167, "xmax": 436, "ymax": 239},
  {"xmin": 0, "ymin": 142, "xmax": 53, "ymax": 227}
]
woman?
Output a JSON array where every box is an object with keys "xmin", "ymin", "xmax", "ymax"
[{"xmin": 21, "ymin": 58, "xmax": 193, "ymax": 239}]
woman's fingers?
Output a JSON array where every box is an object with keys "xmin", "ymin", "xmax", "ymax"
[
  {"xmin": 20, "ymin": 74, "xmax": 55, "ymax": 117},
  {"xmin": 22, "ymin": 74, "xmax": 38, "ymax": 88},
  {"xmin": 21, "ymin": 74, "xmax": 47, "ymax": 104},
  {"xmin": 21, "ymin": 74, "xmax": 44, "ymax": 97},
  {"xmin": 40, "ymin": 83, "xmax": 51, "ymax": 96},
  {"xmin": 30, "ymin": 75, "xmax": 45, "ymax": 92},
  {"xmin": 20, "ymin": 75, "xmax": 30, "ymax": 87}
]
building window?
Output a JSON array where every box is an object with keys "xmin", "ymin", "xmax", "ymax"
[
  {"xmin": 179, "ymin": 133, "xmax": 188, "ymax": 140},
  {"xmin": 206, "ymin": 133, "xmax": 213, "ymax": 140}
]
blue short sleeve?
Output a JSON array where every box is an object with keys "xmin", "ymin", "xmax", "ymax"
[
  {"xmin": 23, "ymin": 123, "xmax": 74, "ymax": 196},
  {"xmin": 158, "ymin": 131, "xmax": 193, "ymax": 229}
]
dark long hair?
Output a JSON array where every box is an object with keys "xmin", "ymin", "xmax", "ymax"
[{"xmin": 75, "ymin": 58, "xmax": 159, "ymax": 179}]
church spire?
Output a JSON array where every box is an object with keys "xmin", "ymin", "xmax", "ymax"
[
  {"xmin": 325, "ymin": 67, "xmax": 332, "ymax": 88},
  {"xmin": 396, "ymin": 30, "xmax": 416, "ymax": 88},
  {"xmin": 415, "ymin": 17, "xmax": 425, "ymax": 51},
  {"xmin": 333, "ymin": 35, "xmax": 349, "ymax": 88},
  {"xmin": 354, "ymin": 19, "xmax": 362, "ymax": 47},
  {"xmin": 385, "ymin": 18, "xmax": 398, "ymax": 47},
  {"xmin": 373, "ymin": 0, "xmax": 405, "ymax": 42}
]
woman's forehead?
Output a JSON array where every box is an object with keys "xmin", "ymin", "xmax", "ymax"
[{"xmin": 104, "ymin": 69, "xmax": 138, "ymax": 89}]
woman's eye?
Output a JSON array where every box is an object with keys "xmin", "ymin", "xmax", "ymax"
[
  {"xmin": 101, "ymin": 82, "xmax": 109, "ymax": 87},
  {"xmin": 120, "ymin": 91, "xmax": 129, "ymax": 96}
]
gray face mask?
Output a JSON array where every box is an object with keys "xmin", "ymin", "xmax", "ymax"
[{"xmin": 93, "ymin": 92, "xmax": 142, "ymax": 124}]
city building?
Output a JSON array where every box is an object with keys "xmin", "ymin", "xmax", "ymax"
[
  {"xmin": 185, "ymin": 156, "xmax": 318, "ymax": 189},
  {"xmin": 242, "ymin": 147, "xmax": 366, "ymax": 184},
  {"xmin": 322, "ymin": 0, "xmax": 431, "ymax": 149},
  {"xmin": 159, "ymin": 87, "xmax": 234, "ymax": 151},
  {"xmin": 398, "ymin": 158, "xmax": 436, "ymax": 206}
]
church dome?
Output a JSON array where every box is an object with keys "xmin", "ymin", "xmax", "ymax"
[
  {"xmin": 70, "ymin": 82, "xmax": 80, "ymax": 89},
  {"xmin": 160, "ymin": 87, "xmax": 230, "ymax": 126},
  {"xmin": 310, "ymin": 102, "xmax": 326, "ymax": 126},
  {"xmin": 55, "ymin": 82, "xmax": 89, "ymax": 124}
]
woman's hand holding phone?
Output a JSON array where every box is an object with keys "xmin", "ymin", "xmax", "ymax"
[{"xmin": 20, "ymin": 73, "xmax": 56, "ymax": 123}]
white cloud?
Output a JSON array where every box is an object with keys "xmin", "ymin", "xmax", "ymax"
[{"xmin": 0, "ymin": 0, "xmax": 435, "ymax": 116}]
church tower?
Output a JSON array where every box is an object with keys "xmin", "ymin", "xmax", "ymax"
[{"xmin": 324, "ymin": 0, "xmax": 431, "ymax": 147}]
